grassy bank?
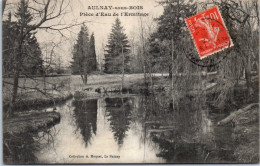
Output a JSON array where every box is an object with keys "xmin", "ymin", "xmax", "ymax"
[
  {"xmin": 3, "ymin": 92, "xmax": 73, "ymax": 113},
  {"xmin": 217, "ymin": 104, "xmax": 259, "ymax": 163},
  {"xmin": 3, "ymin": 76, "xmax": 73, "ymax": 134},
  {"xmin": 233, "ymin": 106, "xmax": 259, "ymax": 163},
  {"xmin": 3, "ymin": 111, "xmax": 61, "ymax": 135}
]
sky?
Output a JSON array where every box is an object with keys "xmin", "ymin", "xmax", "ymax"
[{"xmin": 7, "ymin": 0, "xmax": 164, "ymax": 67}]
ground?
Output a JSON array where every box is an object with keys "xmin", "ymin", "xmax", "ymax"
[
  {"xmin": 3, "ymin": 111, "xmax": 60, "ymax": 135},
  {"xmin": 218, "ymin": 103, "xmax": 259, "ymax": 163}
]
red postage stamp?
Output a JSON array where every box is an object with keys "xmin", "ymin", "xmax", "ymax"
[{"xmin": 185, "ymin": 6, "xmax": 233, "ymax": 59}]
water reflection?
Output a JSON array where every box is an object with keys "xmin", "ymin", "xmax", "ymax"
[
  {"xmin": 72, "ymin": 99, "xmax": 97, "ymax": 147},
  {"xmin": 3, "ymin": 127, "xmax": 58, "ymax": 164},
  {"xmin": 133, "ymin": 93, "xmax": 236, "ymax": 163},
  {"xmin": 4, "ymin": 93, "xmax": 238, "ymax": 164},
  {"xmin": 105, "ymin": 97, "xmax": 133, "ymax": 146}
]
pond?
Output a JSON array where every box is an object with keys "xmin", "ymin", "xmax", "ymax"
[{"xmin": 4, "ymin": 93, "xmax": 238, "ymax": 164}]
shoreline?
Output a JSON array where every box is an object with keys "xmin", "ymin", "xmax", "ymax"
[{"xmin": 3, "ymin": 111, "xmax": 61, "ymax": 135}]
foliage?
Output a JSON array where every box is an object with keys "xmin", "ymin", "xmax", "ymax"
[
  {"xmin": 71, "ymin": 25, "xmax": 97, "ymax": 84},
  {"xmin": 149, "ymin": 0, "xmax": 197, "ymax": 75},
  {"xmin": 156, "ymin": 0, "xmax": 196, "ymax": 40},
  {"xmin": 148, "ymin": 35, "xmax": 171, "ymax": 72},
  {"xmin": 89, "ymin": 33, "xmax": 98, "ymax": 71},
  {"xmin": 3, "ymin": 0, "xmax": 76, "ymax": 117},
  {"xmin": 104, "ymin": 18, "xmax": 131, "ymax": 74},
  {"xmin": 209, "ymin": 0, "xmax": 259, "ymax": 109},
  {"xmin": 2, "ymin": 12, "xmax": 43, "ymax": 76}
]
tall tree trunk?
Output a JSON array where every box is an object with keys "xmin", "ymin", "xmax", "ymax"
[
  {"xmin": 169, "ymin": 65, "xmax": 172, "ymax": 78},
  {"xmin": 84, "ymin": 74, "xmax": 88, "ymax": 85},
  {"xmin": 83, "ymin": 71, "xmax": 88, "ymax": 85},
  {"xmin": 148, "ymin": 64, "xmax": 153, "ymax": 88},
  {"xmin": 81, "ymin": 64, "xmax": 88, "ymax": 85},
  {"xmin": 140, "ymin": 18, "xmax": 147, "ymax": 85},
  {"xmin": 143, "ymin": 65, "xmax": 147, "ymax": 85},
  {"xmin": 7, "ymin": 44, "xmax": 22, "ymax": 117},
  {"xmin": 121, "ymin": 44, "xmax": 125, "ymax": 91},
  {"xmin": 244, "ymin": 56, "xmax": 253, "ymax": 97},
  {"xmin": 171, "ymin": 38, "xmax": 174, "ymax": 110},
  {"xmin": 8, "ymin": 22, "xmax": 24, "ymax": 117},
  {"xmin": 80, "ymin": 74, "xmax": 84, "ymax": 84},
  {"xmin": 7, "ymin": 68, "xmax": 19, "ymax": 117},
  {"xmin": 80, "ymin": 70, "xmax": 87, "ymax": 85}
]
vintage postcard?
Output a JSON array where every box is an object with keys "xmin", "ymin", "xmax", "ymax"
[{"xmin": 2, "ymin": 0, "xmax": 259, "ymax": 164}]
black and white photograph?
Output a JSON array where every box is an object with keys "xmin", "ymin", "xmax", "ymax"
[{"xmin": 1, "ymin": 0, "xmax": 259, "ymax": 164}]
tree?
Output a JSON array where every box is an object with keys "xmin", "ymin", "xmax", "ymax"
[
  {"xmin": 71, "ymin": 25, "xmax": 97, "ymax": 84},
  {"xmin": 21, "ymin": 34, "xmax": 43, "ymax": 75},
  {"xmin": 89, "ymin": 33, "xmax": 98, "ymax": 71},
  {"xmin": 202, "ymin": 0, "xmax": 259, "ymax": 108},
  {"xmin": 148, "ymin": 34, "xmax": 171, "ymax": 74},
  {"xmin": 148, "ymin": 0, "xmax": 197, "ymax": 108},
  {"xmin": 153, "ymin": 0, "xmax": 197, "ymax": 77},
  {"xmin": 137, "ymin": 16, "xmax": 157, "ymax": 86},
  {"xmin": 2, "ymin": 14, "xmax": 43, "ymax": 76},
  {"xmin": 3, "ymin": 0, "xmax": 79, "ymax": 117},
  {"xmin": 71, "ymin": 25, "xmax": 89, "ymax": 83},
  {"xmin": 8, "ymin": 0, "xmax": 39, "ymax": 116},
  {"xmin": 2, "ymin": 13, "xmax": 18, "ymax": 76},
  {"xmin": 104, "ymin": 18, "xmax": 131, "ymax": 74}
]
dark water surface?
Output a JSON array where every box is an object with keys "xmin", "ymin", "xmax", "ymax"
[{"xmin": 4, "ymin": 93, "xmax": 238, "ymax": 164}]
